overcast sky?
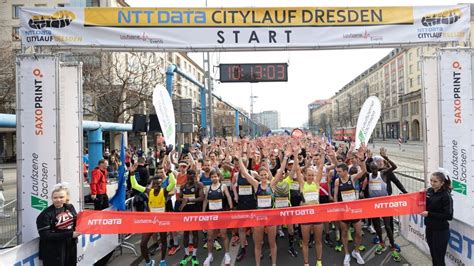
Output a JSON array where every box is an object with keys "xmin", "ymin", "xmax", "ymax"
[{"xmin": 127, "ymin": 0, "xmax": 468, "ymax": 128}]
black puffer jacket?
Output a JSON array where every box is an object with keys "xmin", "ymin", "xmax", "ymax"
[
  {"xmin": 424, "ymin": 187, "xmax": 453, "ymax": 230},
  {"xmin": 36, "ymin": 203, "xmax": 77, "ymax": 266}
]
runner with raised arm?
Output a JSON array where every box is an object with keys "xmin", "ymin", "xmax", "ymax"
[
  {"xmin": 334, "ymin": 144, "xmax": 368, "ymax": 266},
  {"xmin": 131, "ymin": 165, "xmax": 176, "ymax": 266}
]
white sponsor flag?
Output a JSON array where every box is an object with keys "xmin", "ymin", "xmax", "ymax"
[
  {"xmin": 355, "ymin": 96, "xmax": 381, "ymax": 149},
  {"xmin": 152, "ymin": 84, "xmax": 176, "ymax": 148}
]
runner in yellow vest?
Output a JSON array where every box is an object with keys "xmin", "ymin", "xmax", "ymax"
[{"xmin": 131, "ymin": 166, "xmax": 176, "ymax": 266}]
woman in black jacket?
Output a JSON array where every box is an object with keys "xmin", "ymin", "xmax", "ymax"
[
  {"xmin": 36, "ymin": 184, "xmax": 80, "ymax": 266},
  {"xmin": 420, "ymin": 171, "xmax": 453, "ymax": 266}
]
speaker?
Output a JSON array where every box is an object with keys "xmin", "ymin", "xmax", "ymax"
[
  {"xmin": 132, "ymin": 114, "xmax": 147, "ymax": 132},
  {"xmin": 148, "ymin": 114, "xmax": 162, "ymax": 132}
]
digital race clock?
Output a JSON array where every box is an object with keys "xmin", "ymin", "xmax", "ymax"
[{"xmin": 219, "ymin": 63, "xmax": 288, "ymax": 83}]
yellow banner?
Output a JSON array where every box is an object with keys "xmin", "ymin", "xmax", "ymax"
[{"xmin": 84, "ymin": 7, "xmax": 414, "ymax": 27}]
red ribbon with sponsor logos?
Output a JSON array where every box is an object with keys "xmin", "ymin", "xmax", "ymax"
[{"xmin": 77, "ymin": 192, "xmax": 425, "ymax": 234}]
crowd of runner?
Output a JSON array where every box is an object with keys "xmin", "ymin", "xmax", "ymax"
[{"xmin": 123, "ymin": 134, "xmax": 409, "ymax": 266}]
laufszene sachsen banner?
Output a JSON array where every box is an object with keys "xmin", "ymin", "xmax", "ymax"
[{"xmin": 20, "ymin": 5, "xmax": 469, "ymax": 50}]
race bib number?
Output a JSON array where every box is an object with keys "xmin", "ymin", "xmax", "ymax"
[
  {"xmin": 321, "ymin": 175, "xmax": 327, "ymax": 183},
  {"xmin": 290, "ymin": 182, "xmax": 300, "ymax": 191},
  {"xmin": 257, "ymin": 195, "xmax": 272, "ymax": 208},
  {"xmin": 239, "ymin": 185, "xmax": 252, "ymax": 196},
  {"xmin": 150, "ymin": 207, "xmax": 165, "ymax": 213},
  {"xmin": 275, "ymin": 197, "xmax": 289, "ymax": 208},
  {"xmin": 208, "ymin": 199, "xmax": 223, "ymax": 210},
  {"xmin": 222, "ymin": 180, "xmax": 232, "ymax": 187},
  {"xmin": 184, "ymin": 194, "xmax": 195, "ymax": 204},
  {"xmin": 304, "ymin": 192, "xmax": 319, "ymax": 203},
  {"xmin": 341, "ymin": 190, "xmax": 357, "ymax": 202},
  {"xmin": 369, "ymin": 181, "xmax": 382, "ymax": 191}
]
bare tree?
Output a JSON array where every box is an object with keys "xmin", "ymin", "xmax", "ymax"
[
  {"xmin": 81, "ymin": 52, "xmax": 165, "ymax": 123},
  {"xmin": 0, "ymin": 44, "xmax": 16, "ymax": 114}
]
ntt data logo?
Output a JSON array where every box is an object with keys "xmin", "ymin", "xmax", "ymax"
[
  {"xmin": 421, "ymin": 8, "xmax": 461, "ymax": 27},
  {"xmin": 28, "ymin": 10, "xmax": 76, "ymax": 29}
]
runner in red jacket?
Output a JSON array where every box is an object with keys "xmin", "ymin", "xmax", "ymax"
[{"xmin": 90, "ymin": 159, "xmax": 109, "ymax": 210}]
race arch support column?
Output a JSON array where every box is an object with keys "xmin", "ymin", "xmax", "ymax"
[{"xmin": 87, "ymin": 127, "xmax": 103, "ymax": 182}]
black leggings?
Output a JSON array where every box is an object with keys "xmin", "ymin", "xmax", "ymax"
[
  {"xmin": 371, "ymin": 217, "xmax": 395, "ymax": 246},
  {"xmin": 426, "ymin": 227, "xmax": 450, "ymax": 266},
  {"xmin": 141, "ymin": 232, "xmax": 167, "ymax": 262}
]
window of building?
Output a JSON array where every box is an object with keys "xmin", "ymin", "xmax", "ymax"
[
  {"xmin": 417, "ymin": 61, "xmax": 422, "ymax": 71},
  {"xmin": 35, "ymin": 4, "xmax": 47, "ymax": 7},
  {"xmin": 12, "ymin": 4, "xmax": 23, "ymax": 19},
  {"xmin": 409, "ymin": 65, "xmax": 413, "ymax": 74},
  {"xmin": 402, "ymin": 104, "xmax": 409, "ymax": 117},
  {"xmin": 392, "ymin": 109, "xmax": 397, "ymax": 119},
  {"xmin": 86, "ymin": 0, "xmax": 100, "ymax": 7},
  {"xmin": 409, "ymin": 78, "xmax": 413, "ymax": 88},
  {"xmin": 411, "ymin": 101, "xmax": 420, "ymax": 115},
  {"xmin": 57, "ymin": 3, "xmax": 70, "ymax": 7},
  {"xmin": 417, "ymin": 75, "xmax": 421, "ymax": 85},
  {"xmin": 12, "ymin": 27, "xmax": 20, "ymax": 41},
  {"xmin": 408, "ymin": 52, "xmax": 412, "ymax": 60}
]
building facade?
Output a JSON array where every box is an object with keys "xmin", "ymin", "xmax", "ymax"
[{"xmin": 253, "ymin": 110, "xmax": 280, "ymax": 130}]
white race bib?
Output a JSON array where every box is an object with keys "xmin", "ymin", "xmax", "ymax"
[
  {"xmin": 321, "ymin": 175, "xmax": 327, "ymax": 183},
  {"xmin": 290, "ymin": 182, "xmax": 300, "ymax": 191},
  {"xmin": 239, "ymin": 185, "xmax": 252, "ymax": 196},
  {"xmin": 341, "ymin": 190, "xmax": 357, "ymax": 202},
  {"xmin": 275, "ymin": 197, "xmax": 289, "ymax": 208},
  {"xmin": 257, "ymin": 195, "xmax": 272, "ymax": 208},
  {"xmin": 184, "ymin": 194, "xmax": 196, "ymax": 204},
  {"xmin": 150, "ymin": 207, "xmax": 165, "ymax": 213},
  {"xmin": 304, "ymin": 192, "xmax": 319, "ymax": 203},
  {"xmin": 369, "ymin": 181, "xmax": 382, "ymax": 191},
  {"xmin": 208, "ymin": 199, "xmax": 223, "ymax": 210},
  {"xmin": 175, "ymin": 185, "xmax": 181, "ymax": 194},
  {"xmin": 222, "ymin": 180, "xmax": 232, "ymax": 187}
]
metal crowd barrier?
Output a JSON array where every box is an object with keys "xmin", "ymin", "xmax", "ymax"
[
  {"xmin": 0, "ymin": 199, "xmax": 18, "ymax": 248},
  {"xmin": 117, "ymin": 196, "xmax": 138, "ymax": 257}
]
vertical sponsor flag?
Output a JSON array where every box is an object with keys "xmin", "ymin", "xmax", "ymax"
[
  {"xmin": 109, "ymin": 134, "xmax": 126, "ymax": 211},
  {"xmin": 439, "ymin": 50, "xmax": 473, "ymax": 224},
  {"xmin": 355, "ymin": 96, "xmax": 381, "ymax": 149},
  {"xmin": 152, "ymin": 84, "xmax": 176, "ymax": 148}
]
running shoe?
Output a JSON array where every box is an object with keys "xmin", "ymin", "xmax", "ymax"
[
  {"xmin": 316, "ymin": 260, "xmax": 323, "ymax": 266},
  {"xmin": 351, "ymin": 250, "xmax": 365, "ymax": 264},
  {"xmin": 203, "ymin": 255, "xmax": 213, "ymax": 266},
  {"xmin": 231, "ymin": 234, "xmax": 239, "ymax": 246},
  {"xmin": 375, "ymin": 244, "xmax": 387, "ymax": 255},
  {"xmin": 288, "ymin": 246, "xmax": 298, "ymax": 257},
  {"xmin": 214, "ymin": 240, "xmax": 222, "ymax": 251},
  {"xmin": 393, "ymin": 243, "xmax": 401, "ymax": 252},
  {"xmin": 191, "ymin": 256, "xmax": 199, "ymax": 266},
  {"xmin": 278, "ymin": 229, "xmax": 285, "ymax": 238},
  {"xmin": 203, "ymin": 242, "xmax": 208, "ymax": 249},
  {"xmin": 224, "ymin": 253, "xmax": 231, "ymax": 265},
  {"xmin": 358, "ymin": 244, "xmax": 366, "ymax": 252},
  {"xmin": 368, "ymin": 225, "xmax": 376, "ymax": 234},
  {"xmin": 391, "ymin": 249, "xmax": 402, "ymax": 262},
  {"xmin": 145, "ymin": 260, "xmax": 155, "ymax": 266},
  {"xmin": 168, "ymin": 245, "xmax": 181, "ymax": 256},
  {"xmin": 372, "ymin": 236, "xmax": 380, "ymax": 244},
  {"xmin": 236, "ymin": 247, "xmax": 246, "ymax": 262},
  {"xmin": 343, "ymin": 254, "xmax": 351, "ymax": 266},
  {"xmin": 324, "ymin": 235, "xmax": 334, "ymax": 247},
  {"xmin": 159, "ymin": 260, "xmax": 166, "ymax": 266},
  {"xmin": 335, "ymin": 243, "xmax": 343, "ymax": 252},
  {"xmin": 179, "ymin": 255, "xmax": 191, "ymax": 266}
]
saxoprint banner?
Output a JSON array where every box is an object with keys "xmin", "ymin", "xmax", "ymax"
[
  {"xmin": 439, "ymin": 49, "xmax": 473, "ymax": 225},
  {"xmin": 19, "ymin": 5, "xmax": 470, "ymax": 50},
  {"xmin": 17, "ymin": 55, "xmax": 59, "ymax": 242}
]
